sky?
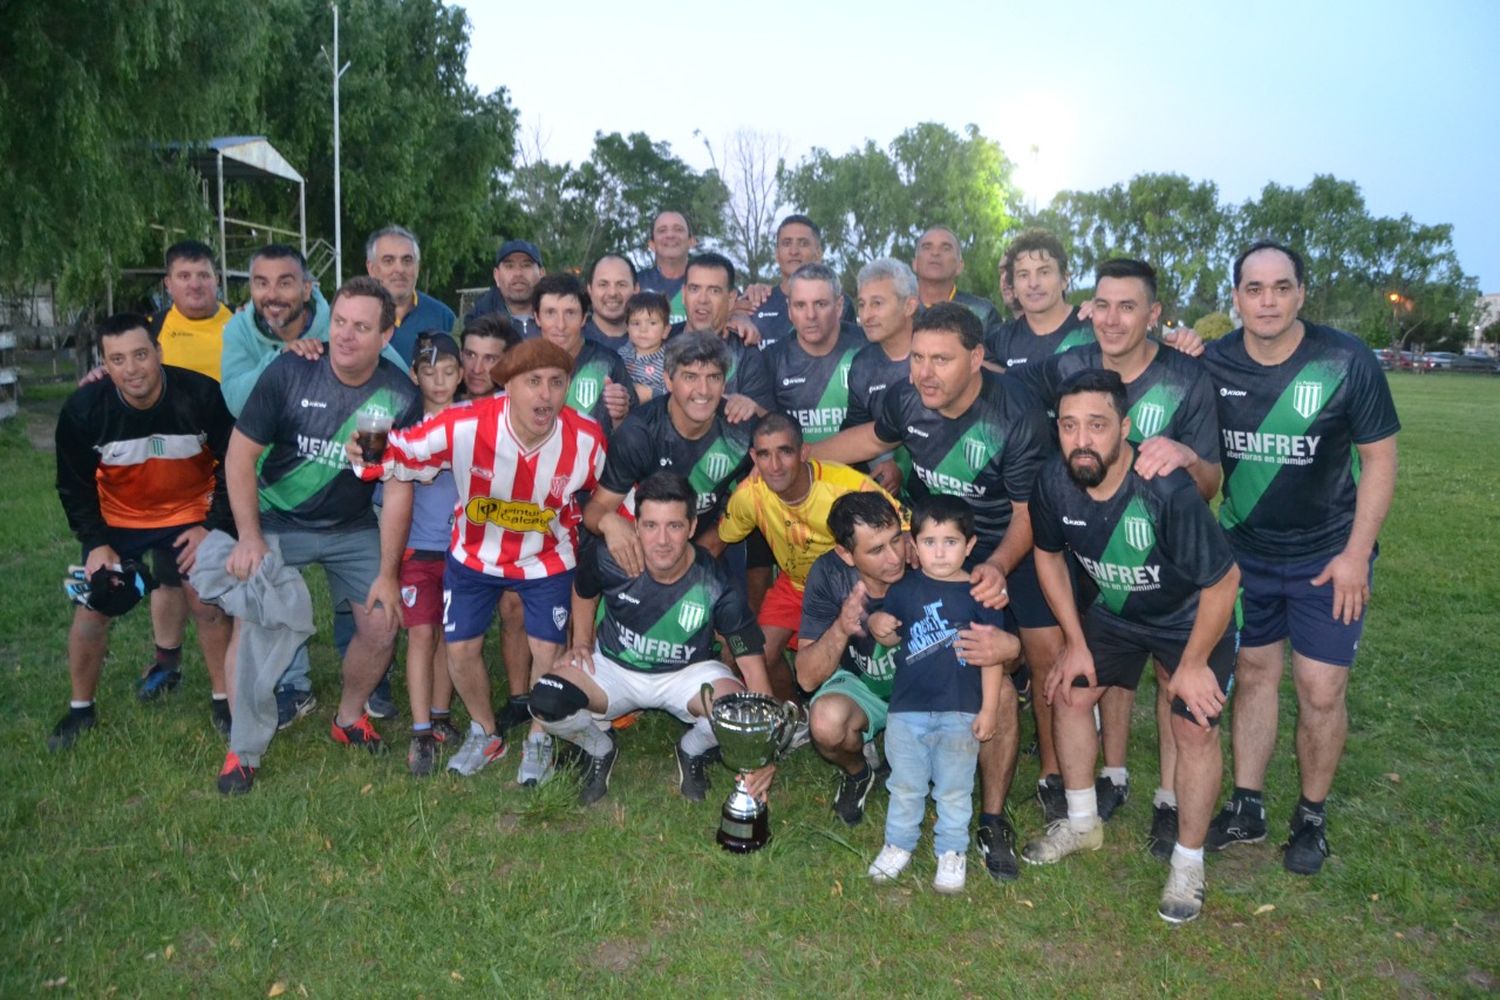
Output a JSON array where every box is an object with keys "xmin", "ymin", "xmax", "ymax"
[{"xmin": 460, "ymin": 0, "xmax": 1500, "ymax": 291}]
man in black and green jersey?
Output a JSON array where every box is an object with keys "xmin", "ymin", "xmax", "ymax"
[
  {"xmin": 913, "ymin": 225, "xmax": 1005, "ymax": 343},
  {"xmin": 766, "ymin": 262, "xmax": 868, "ymax": 443},
  {"xmin": 678, "ymin": 251, "xmax": 772, "ymax": 423},
  {"xmin": 985, "ymin": 229, "xmax": 1097, "ymax": 370},
  {"xmin": 532, "ymin": 274, "xmax": 632, "ymax": 434},
  {"xmin": 1013, "ymin": 258, "xmax": 1223, "ymax": 830},
  {"xmin": 531, "ymin": 471, "xmax": 775, "ymax": 805},
  {"xmin": 847, "ymin": 257, "xmax": 920, "ymax": 494},
  {"xmin": 583, "ymin": 332, "xmax": 754, "ymax": 575},
  {"xmin": 1025, "ymin": 369, "xmax": 1240, "ymax": 924},
  {"xmin": 584, "ymin": 254, "xmax": 637, "ymax": 353},
  {"xmin": 1195, "ymin": 241, "xmax": 1399, "ymax": 876},
  {"xmin": 798, "ymin": 492, "xmax": 1018, "ymax": 830},
  {"xmin": 812, "ymin": 302, "xmax": 1052, "ymax": 878},
  {"xmin": 217, "ymin": 277, "xmax": 423, "ymax": 793},
  {"xmin": 744, "ymin": 215, "xmax": 857, "ymax": 353},
  {"xmin": 637, "ymin": 211, "xmax": 696, "ymax": 326}
]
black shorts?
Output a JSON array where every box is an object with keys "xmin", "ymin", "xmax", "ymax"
[
  {"xmin": 1002, "ymin": 552, "xmax": 1063, "ymax": 631},
  {"xmin": 745, "ymin": 528, "xmax": 774, "ymax": 571},
  {"xmin": 87, "ymin": 523, "xmax": 197, "ymax": 587},
  {"xmin": 1078, "ymin": 607, "xmax": 1237, "ymax": 725}
]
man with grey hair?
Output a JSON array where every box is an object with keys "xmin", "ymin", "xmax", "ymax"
[
  {"xmin": 912, "ymin": 225, "xmax": 1005, "ymax": 343},
  {"xmin": 365, "ymin": 225, "xmax": 457, "ymax": 364},
  {"xmin": 846, "ymin": 257, "xmax": 919, "ymax": 493},
  {"xmin": 766, "ymin": 262, "xmax": 869, "ymax": 444},
  {"xmin": 583, "ymin": 331, "xmax": 754, "ymax": 576}
]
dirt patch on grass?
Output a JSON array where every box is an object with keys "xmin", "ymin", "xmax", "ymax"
[{"xmin": 585, "ymin": 937, "xmax": 649, "ymax": 973}]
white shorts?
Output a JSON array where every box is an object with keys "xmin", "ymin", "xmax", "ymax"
[{"xmin": 588, "ymin": 646, "xmax": 737, "ymax": 724}]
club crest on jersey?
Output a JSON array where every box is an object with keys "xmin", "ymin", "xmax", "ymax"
[
  {"xmin": 839, "ymin": 365, "xmax": 850, "ymax": 389},
  {"xmin": 1124, "ymin": 516, "xmax": 1154, "ymax": 552},
  {"xmin": 1292, "ymin": 381, "xmax": 1324, "ymax": 420},
  {"xmin": 1133, "ymin": 402, "xmax": 1166, "ymax": 438},
  {"xmin": 549, "ymin": 475, "xmax": 570, "ymax": 499},
  {"xmin": 677, "ymin": 601, "xmax": 706, "ymax": 633},
  {"xmin": 573, "ymin": 378, "xmax": 600, "ymax": 410},
  {"xmin": 963, "ymin": 437, "xmax": 988, "ymax": 471},
  {"xmin": 704, "ymin": 453, "xmax": 732, "ymax": 480}
]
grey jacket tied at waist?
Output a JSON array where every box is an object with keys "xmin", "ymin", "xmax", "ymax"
[{"xmin": 193, "ymin": 530, "xmax": 315, "ymax": 767}]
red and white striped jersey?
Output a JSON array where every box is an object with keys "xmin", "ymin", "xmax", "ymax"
[{"xmin": 377, "ymin": 396, "xmax": 606, "ymax": 579}]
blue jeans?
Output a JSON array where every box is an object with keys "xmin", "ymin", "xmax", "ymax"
[{"xmin": 884, "ymin": 711, "xmax": 979, "ymax": 858}]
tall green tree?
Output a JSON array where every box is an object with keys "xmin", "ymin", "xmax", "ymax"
[
  {"xmin": 508, "ymin": 131, "xmax": 728, "ymax": 275},
  {"xmin": 780, "ymin": 123, "xmax": 1021, "ymax": 292}
]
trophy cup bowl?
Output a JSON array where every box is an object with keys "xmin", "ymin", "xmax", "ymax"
[{"xmin": 699, "ymin": 685, "xmax": 803, "ymax": 853}]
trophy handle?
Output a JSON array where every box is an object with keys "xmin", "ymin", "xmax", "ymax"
[
  {"xmin": 774, "ymin": 699, "xmax": 804, "ymax": 757},
  {"xmin": 699, "ymin": 682, "xmax": 718, "ymax": 721}
]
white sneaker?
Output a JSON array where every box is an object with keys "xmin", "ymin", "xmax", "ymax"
[
  {"xmin": 1022, "ymin": 819, "xmax": 1104, "ymax": 865},
  {"xmin": 516, "ymin": 732, "xmax": 556, "ymax": 787},
  {"xmin": 868, "ymin": 844, "xmax": 912, "ymax": 883},
  {"xmin": 1158, "ymin": 861, "xmax": 1206, "ymax": 924},
  {"xmin": 933, "ymin": 850, "xmax": 967, "ymax": 894},
  {"xmin": 446, "ymin": 723, "xmax": 506, "ymax": 777},
  {"xmin": 862, "ymin": 739, "xmax": 882, "ymax": 773},
  {"xmin": 789, "ymin": 719, "xmax": 811, "ymax": 751}
]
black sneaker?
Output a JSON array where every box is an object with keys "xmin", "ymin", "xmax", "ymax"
[
  {"xmin": 47, "ymin": 706, "xmax": 97, "ymax": 752},
  {"xmin": 429, "ymin": 715, "xmax": 462, "ymax": 747},
  {"xmin": 330, "ymin": 714, "xmax": 387, "ymax": 755},
  {"xmin": 1283, "ymin": 810, "xmax": 1330, "ymax": 875},
  {"xmin": 579, "ymin": 732, "xmax": 619, "ymax": 806},
  {"xmin": 1095, "ymin": 775, "xmax": 1130, "ymax": 822},
  {"xmin": 496, "ymin": 697, "xmax": 534, "ymax": 733},
  {"xmin": 211, "ymin": 699, "xmax": 232, "ymax": 740},
  {"xmin": 217, "ymin": 751, "xmax": 256, "ymax": 795},
  {"xmin": 1147, "ymin": 803, "xmax": 1180, "ymax": 862},
  {"xmin": 676, "ymin": 743, "xmax": 713, "ymax": 802},
  {"xmin": 136, "ymin": 664, "xmax": 181, "ymax": 703},
  {"xmin": 408, "ymin": 732, "xmax": 438, "ymax": 777},
  {"xmin": 364, "ymin": 674, "xmax": 399, "ymax": 720},
  {"xmin": 275, "ymin": 687, "xmax": 317, "ymax": 731},
  {"xmin": 976, "ymin": 815, "xmax": 1020, "ymax": 881},
  {"xmin": 1206, "ymin": 796, "xmax": 1267, "ymax": 851},
  {"xmin": 831, "ymin": 766, "xmax": 876, "ymax": 826},
  {"xmin": 1037, "ymin": 774, "xmax": 1067, "ymax": 824}
]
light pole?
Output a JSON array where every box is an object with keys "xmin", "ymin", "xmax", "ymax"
[
  {"xmin": 322, "ymin": 4, "xmax": 351, "ymax": 287},
  {"xmin": 1387, "ymin": 291, "xmax": 1401, "ymax": 347}
]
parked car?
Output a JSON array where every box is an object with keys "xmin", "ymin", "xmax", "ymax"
[
  {"xmin": 1448, "ymin": 354, "xmax": 1499, "ymax": 373},
  {"xmin": 1423, "ymin": 351, "xmax": 1461, "ymax": 370},
  {"xmin": 1373, "ymin": 347, "xmax": 1398, "ymax": 370}
]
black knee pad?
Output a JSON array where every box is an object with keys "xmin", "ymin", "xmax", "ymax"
[{"xmin": 529, "ymin": 674, "xmax": 590, "ymax": 721}]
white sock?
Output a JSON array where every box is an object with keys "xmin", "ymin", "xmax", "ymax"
[
  {"xmin": 1065, "ymin": 786, "xmax": 1099, "ymax": 832},
  {"xmin": 1171, "ymin": 843, "xmax": 1204, "ymax": 868},
  {"xmin": 212, "ymin": 692, "xmax": 228, "ymax": 701},
  {"xmin": 541, "ymin": 709, "xmax": 612, "ymax": 757},
  {"xmin": 70, "ymin": 700, "xmax": 93, "ymax": 710},
  {"xmin": 469, "ymin": 719, "xmax": 490, "ymax": 736},
  {"xmin": 1154, "ymin": 787, "xmax": 1178, "ymax": 809},
  {"xmin": 679, "ymin": 716, "xmax": 717, "ymax": 757},
  {"xmin": 1099, "ymin": 766, "xmax": 1128, "ymax": 787}
]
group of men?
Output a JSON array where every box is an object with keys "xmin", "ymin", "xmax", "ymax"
[{"xmin": 50, "ymin": 211, "xmax": 1399, "ymax": 925}]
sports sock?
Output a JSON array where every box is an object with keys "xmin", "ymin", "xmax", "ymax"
[
  {"xmin": 1100, "ymin": 766, "xmax": 1128, "ymax": 787},
  {"xmin": 679, "ymin": 716, "xmax": 716, "ymax": 757},
  {"xmin": 1232, "ymin": 786, "xmax": 1263, "ymax": 807},
  {"xmin": 1154, "ymin": 787, "xmax": 1178, "ymax": 809},
  {"xmin": 211, "ymin": 692, "xmax": 228, "ymax": 701},
  {"xmin": 69, "ymin": 700, "xmax": 94, "ymax": 711},
  {"xmin": 1065, "ymin": 786, "xmax": 1099, "ymax": 832},
  {"xmin": 154, "ymin": 645, "xmax": 181, "ymax": 668},
  {"xmin": 541, "ymin": 709, "xmax": 612, "ymax": 757},
  {"xmin": 1296, "ymin": 796, "xmax": 1326, "ymax": 819},
  {"xmin": 1171, "ymin": 843, "xmax": 1205, "ymax": 868},
  {"xmin": 979, "ymin": 812, "xmax": 1003, "ymax": 828},
  {"xmin": 431, "ymin": 707, "xmax": 451, "ymax": 719},
  {"xmin": 412, "ymin": 722, "xmax": 432, "ymax": 734}
]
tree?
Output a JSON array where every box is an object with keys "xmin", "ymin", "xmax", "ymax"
[
  {"xmin": 1031, "ymin": 174, "xmax": 1231, "ymax": 323},
  {"xmin": 780, "ymin": 123, "xmax": 1021, "ymax": 292},
  {"xmin": 701, "ymin": 129, "xmax": 787, "ymax": 284},
  {"xmin": 0, "ymin": 0, "xmax": 273, "ymax": 306},
  {"xmin": 508, "ymin": 131, "xmax": 728, "ymax": 275}
]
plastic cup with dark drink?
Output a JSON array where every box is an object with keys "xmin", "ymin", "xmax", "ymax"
[{"xmin": 355, "ymin": 411, "xmax": 394, "ymax": 463}]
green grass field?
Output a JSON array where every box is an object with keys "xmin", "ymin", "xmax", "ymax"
[{"xmin": 2, "ymin": 373, "xmax": 1497, "ymax": 996}]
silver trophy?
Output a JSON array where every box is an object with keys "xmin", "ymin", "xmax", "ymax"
[{"xmin": 699, "ymin": 684, "xmax": 803, "ymax": 853}]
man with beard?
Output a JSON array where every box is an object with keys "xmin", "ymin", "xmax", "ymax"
[
  {"xmin": 584, "ymin": 254, "xmax": 638, "ymax": 352},
  {"xmin": 360, "ymin": 339, "xmax": 606, "ymax": 781},
  {"xmin": 1025, "ymin": 369, "xmax": 1239, "ymax": 925},
  {"xmin": 912, "ymin": 226, "xmax": 1004, "ymax": 341},
  {"xmin": 464, "ymin": 239, "xmax": 544, "ymax": 340},
  {"xmin": 364, "ymin": 225, "xmax": 457, "ymax": 363},
  {"xmin": 1010, "ymin": 259, "xmax": 1221, "ymax": 846},
  {"xmin": 846, "ymin": 258, "xmax": 919, "ymax": 494},
  {"xmin": 1197, "ymin": 242, "xmax": 1400, "ymax": 876},
  {"xmin": 219, "ymin": 245, "xmax": 403, "ymax": 725},
  {"xmin": 637, "ymin": 211, "xmax": 696, "ymax": 325},
  {"xmin": 812, "ymin": 302, "xmax": 1049, "ymax": 879}
]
